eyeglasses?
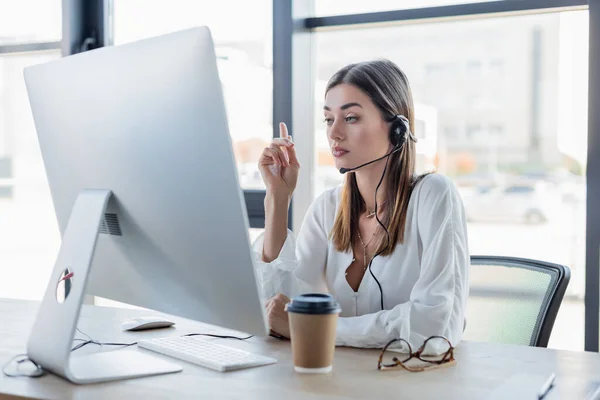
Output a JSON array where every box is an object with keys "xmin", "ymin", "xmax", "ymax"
[{"xmin": 377, "ymin": 336, "xmax": 456, "ymax": 372}]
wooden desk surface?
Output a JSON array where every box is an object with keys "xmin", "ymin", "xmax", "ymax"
[{"xmin": 0, "ymin": 298, "xmax": 599, "ymax": 400}]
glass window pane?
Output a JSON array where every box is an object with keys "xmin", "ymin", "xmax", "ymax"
[
  {"xmin": 0, "ymin": 0, "xmax": 62, "ymax": 45},
  {"xmin": 114, "ymin": 0, "xmax": 273, "ymax": 190},
  {"xmin": 314, "ymin": 0, "xmax": 498, "ymax": 17},
  {"xmin": 313, "ymin": 11, "xmax": 588, "ymax": 351},
  {"xmin": 0, "ymin": 51, "xmax": 62, "ymax": 300}
]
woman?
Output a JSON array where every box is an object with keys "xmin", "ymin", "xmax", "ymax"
[{"xmin": 253, "ymin": 59, "xmax": 469, "ymax": 350}]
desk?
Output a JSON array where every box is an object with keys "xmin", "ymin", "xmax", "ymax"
[{"xmin": 0, "ymin": 298, "xmax": 599, "ymax": 400}]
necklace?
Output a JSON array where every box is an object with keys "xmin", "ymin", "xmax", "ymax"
[
  {"xmin": 366, "ymin": 201, "xmax": 386, "ymax": 218},
  {"xmin": 357, "ymin": 230, "xmax": 377, "ymax": 272}
]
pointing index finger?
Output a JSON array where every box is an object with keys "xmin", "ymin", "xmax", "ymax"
[{"xmin": 279, "ymin": 122, "xmax": 289, "ymax": 139}]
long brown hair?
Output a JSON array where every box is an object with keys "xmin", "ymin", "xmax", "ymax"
[{"xmin": 328, "ymin": 59, "xmax": 429, "ymax": 256}]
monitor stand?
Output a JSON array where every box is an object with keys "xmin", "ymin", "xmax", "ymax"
[{"xmin": 26, "ymin": 189, "xmax": 182, "ymax": 384}]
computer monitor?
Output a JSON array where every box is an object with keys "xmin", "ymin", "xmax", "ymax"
[{"xmin": 23, "ymin": 27, "xmax": 268, "ymax": 384}]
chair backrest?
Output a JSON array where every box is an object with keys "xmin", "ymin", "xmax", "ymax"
[{"xmin": 464, "ymin": 256, "xmax": 570, "ymax": 347}]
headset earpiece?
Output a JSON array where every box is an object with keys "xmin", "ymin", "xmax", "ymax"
[{"xmin": 389, "ymin": 115, "xmax": 410, "ymax": 147}]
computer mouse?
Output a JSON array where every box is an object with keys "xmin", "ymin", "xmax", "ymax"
[{"xmin": 121, "ymin": 316, "xmax": 175, "ymax": 331}]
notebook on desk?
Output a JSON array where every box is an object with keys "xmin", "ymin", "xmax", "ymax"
[{"xmin": 487, "ymin": 373, "xmax": 600, "ymax": 400}]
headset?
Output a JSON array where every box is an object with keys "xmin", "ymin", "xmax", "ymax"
[
  {"xmin": 338, "ymin": 115, "xmax": 417, "ymax": 309},
  {"xmin": 339, "ymin": 115, "xmax": 415, "ymax": 174}
]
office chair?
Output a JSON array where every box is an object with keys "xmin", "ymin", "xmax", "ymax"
[{"xmin": 464, "ymin": 256, "xmax": 570, "ymax": 348}]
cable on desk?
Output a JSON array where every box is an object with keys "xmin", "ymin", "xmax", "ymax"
[
  {"xmin": 3, "ymin": 328, "xmax": 254, "ymax": 378},
  {"xmin": 71, "ymin": 339, "xmax": 137, "ymax": 352},
  {"xmin": 182, "ymin": 333, "xmax": 253, "ymax": 340}
]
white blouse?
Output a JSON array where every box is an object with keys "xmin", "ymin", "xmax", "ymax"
[{"xmin": 252, "ymin": 174, "xmax": 470, "ymax": 351}]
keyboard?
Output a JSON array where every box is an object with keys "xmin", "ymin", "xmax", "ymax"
[{"xmin": 137, "ymin": 336, "xmax": 277, "ymax": 372}]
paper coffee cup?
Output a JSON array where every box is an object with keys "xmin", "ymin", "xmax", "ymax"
[{"xmin": 286, "ymin": 293, "xmax": 341, "ymax": 374}]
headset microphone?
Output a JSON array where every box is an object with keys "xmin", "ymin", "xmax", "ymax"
[{"xmin": 338, "ymin": 147, "xmax": 402, "ymax": 174}]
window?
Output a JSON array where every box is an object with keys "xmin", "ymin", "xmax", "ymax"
[
  {"xmin": 414, "ymin": 119, "xmax": 426, "ymax": 140},
  {"xmin": 0, "ymin": 0, "xmax": 62, "ymax": 302},
  {"xmin": 466, "ymin": 60, "xmax": 483, "ymax": 75},
  {"xmin": 476, "ymin": 185, "xmax": 493, "ymax": 194},
  {"xmin": 489, "ymin": 59, "xmax": 504, "ymax": 75},
  {"xmin": 490, "ymin": 124, "xmax": 504, "ymax": 136},
  {"xmin": 312, "ymin": 10, "xmax": 588, "ymax": 351},
  {"xmin": 467, "ymin": 96, "xmax": 486, "ymax": 109},
  {"xmin": 444, "ymin": 126, "xmax": 459, "ymax": 139},
  {"xmin": 504, "ymin": 185, "xmax": 535, "ymax": 194},
  {"xmin": 425, "ymin": 63, "xmax": 457, "ymax": 79},
  {"xmin": 0, "ymin": 1, "xmax": 61, "ymax": 45},
  {"xmin": 466, "ymin": 124, "xmax": 483, "ymax": 138},
  {"xmin": 114, "ymin": 0, "xmax": 273, "ymax": 190},
  {"xmin": 0, "ymin": 51, "xmax": 62, "ymax": 300}
]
